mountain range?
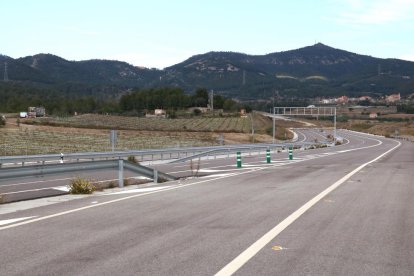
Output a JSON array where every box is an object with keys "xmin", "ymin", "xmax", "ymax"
[{"xmin": 1, "ymin": 43, "xmax": 414, "ymax": 100}]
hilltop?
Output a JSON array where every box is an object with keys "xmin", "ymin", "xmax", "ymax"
[{"xmin": 1, "ymin": 43, "xmax": 414, "ymax": 100}]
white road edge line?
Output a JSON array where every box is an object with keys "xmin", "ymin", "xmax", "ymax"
[
  {"xmin": 0, "ymin": 216, "xmax": 37, "ymax": 226},
  {"xmin": 214, "ymin": 139, "xmax": 401, "ymax": 276}
]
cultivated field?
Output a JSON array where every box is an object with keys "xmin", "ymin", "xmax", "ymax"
[
  {"xmin": 1, "ymin": 113, "xmax": 283, "ymax": 156},
  {"xmin": 28, "ymin": 114, "xmax": 253, "ymax": 133},
  {"xmin": 0, "ymin": 126, "xmax": 219, "ymax": 156}
]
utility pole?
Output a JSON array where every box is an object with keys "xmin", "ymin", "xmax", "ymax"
[
  {"xmin": 210, "ymin": 90, "xmax": 214, "ymax": 111},
  {"xmin": 4, "ymin": 62, "xmax": 9, "ymax": 82},
  {"xmin": 333, "ymin": 107, "xmax": 337, "ymax": 143},
  {"xmin": 272, "ymin": 90, "xmax": 276, "ymax": 144},
  {"xmin": 249, "ymin": 113, "xmax": 255, "ymax": 143}
]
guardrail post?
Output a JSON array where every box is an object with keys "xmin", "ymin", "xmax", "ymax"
[
  {"xmin": 237, "ymin": 151, "xmax": 242, "ymax": 168},
  {"xmin": 118, "ymin": 159, "xmax": 124, "ymax": 188},
  {"xmin": 288, "ymin": 147, "xmax": 293, "ymax": 160},
  {"xmin": 266, "ymin": 149, "xmax": 271, "ymax": 163},
  {"xmin": 153, "ymin": 169, "xmax": 158, "ymax": 183}
]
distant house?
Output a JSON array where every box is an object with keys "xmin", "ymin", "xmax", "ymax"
[
  {"xmin": 240, "ymin": 109, "xmax": 247, "ymax": 117},
  {"xmin": 369, "ymin": 112, "xmax": 378, "ymax": 119},
  {"xmin": 386, "ymin": 93, "xmax": 401, "ymax": 103},
  {"xmin": 336, "ymin": 96, "xmax": 349, "ymax": 104},
  {"xmin": 154, "ymin": 109, "xmax": 166, "ymax": 116},
  {"xmin": 359, "ymin": 96, "xmax": 373, "ymax": 102},
  {"xmin": 28, "ymin": 106, "xmax": 46, "ymax": 117},
  {"xmin": 320, "ymin": 98, "xmax": 335, "ymax": 104},
  {"xmin": 145, "ymin": 109, "xmax": 166, "ymax": 118}
]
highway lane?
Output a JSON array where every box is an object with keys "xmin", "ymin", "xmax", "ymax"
[
  {"xmin": 0, "ymin": 131, "xmax": 411, "ymax": 275},
  {"xmin": 235, "ymin": 138, "xmax": 413, "ymax": 276}
]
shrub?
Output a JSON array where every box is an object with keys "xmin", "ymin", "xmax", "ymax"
[
  {"xmin": 0, "ymin": 115, "xmax": 5, "ymax": 127},
  {"xmin": 127, "ymin": 155, "xmax": 139, "ymax": 164},
  {"xmin": 108, "ymin": 181, "xmax": 116, "ymax": 188},
  {"xmin": 69, "ymin": 177, "xmax": 95, "ymax": 194},
  {"xmin": 193, "ymin": 109, "xmax": 202, "ymax": 116}
]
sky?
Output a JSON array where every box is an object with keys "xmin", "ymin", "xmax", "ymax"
[{"xmin": 1, "ymin": 0, "xmax": 414, "ymax": 69}]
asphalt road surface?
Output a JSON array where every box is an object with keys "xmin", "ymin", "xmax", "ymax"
[{"xmin": 0, "ymin": 130, "xmax": 413, "ymax": 275}]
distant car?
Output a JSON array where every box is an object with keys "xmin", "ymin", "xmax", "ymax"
[
  {"xmin": 307, "ymin": 105, "xmax": 316, "ymax": 108},
  {"xmin": 19, "ymin": 112, "xmax": 28, "ymax": 118}
]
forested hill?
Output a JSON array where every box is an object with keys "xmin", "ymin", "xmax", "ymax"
[
  {"xmin": 2, "ymin": 54, "xmax": 162, "ymax": 92},
  {"xmin": 164, "ymin": 43, "xmax": 414, "ymax": 99},
  {"xmin": 2, "ymin": 43, "xmax": 414, "ymax": 100}
]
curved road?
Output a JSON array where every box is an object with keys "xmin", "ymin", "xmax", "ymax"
[{"xmin": 0, "ymin": 130, "xmax": 413, "ymax": 275}]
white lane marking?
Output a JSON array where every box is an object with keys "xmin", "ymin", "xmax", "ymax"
[
  {"xmin": 202, "ymin": 173, "xmax": 240, "ymax": 178},
  {"xmin": 236, "ymin": 164, "xmax": 267, "ymax": 168},
  {"xmin": 214, "ymin": 139, "xmax": 401, "ymax": 276},
  {"xmin": 0, "ymin": 177, "xmax": 72, "ymax": 188},
  {"xmin": 0, "ymin": 216, "xmax": 37, "ymax": 226},
  {"xmin": 1, "ymin": 186, "xmax": 69, "ymax": 195},
  {"xmin": 53, "ymin": 186, "xmax": 70, "ymax": 192},
  {"xmin": 103, "ymin": 186, "xmax": 172, "ymax": 195},
  {"xmin": 295, "ymin": 130, "xmax": 307, "ymax": 143},
  {"xmin": 93, "ymin": 176, "xmax": 151, "ymax": 184},
  {"xmin": 336, "ymin": 134, "xmax": 382, "ymax": 153},
  {"xmin": 199, "ymin": 169, "xmax": 246, "ymax": 173}
]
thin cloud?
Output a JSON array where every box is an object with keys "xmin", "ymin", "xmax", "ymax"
[
  {"xmin": 333, "ymin": 0, "xmax": 414, "ymax": 25},
  {"xmin": 399, "ymin": 54, "xmax": 414, "ymax": 62}
]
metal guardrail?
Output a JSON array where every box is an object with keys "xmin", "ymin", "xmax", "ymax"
[
  {"xmin": 0, "ymin": 160, "xmax": 177, "ymax": 186},
  {"xmin": 0, "ymin": 142, "xmax": 324, "ymax": 167}
]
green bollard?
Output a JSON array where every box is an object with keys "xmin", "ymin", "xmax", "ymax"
[
  {"xmin": 266, "ymin": 149, "xmax": 271, "ymax": 163},
  {"xmin": 237, "ymin": 151, "xmax": 242, "ymax": 168},
  {"xmin": 288, "ymin": 147, "xmax": 293, "ymax": 160}
]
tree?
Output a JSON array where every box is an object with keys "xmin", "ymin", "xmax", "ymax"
[
  {"xmin": 193, "ymin": 88, "xmax": 209, "ymax": 107},
  {"xmin": 213, "ymin": 94, "xmax": 225, "ymax": 109},
  {"xmin": 223, "ymin": 99, "xmax": 238, "ymax": 112}
]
